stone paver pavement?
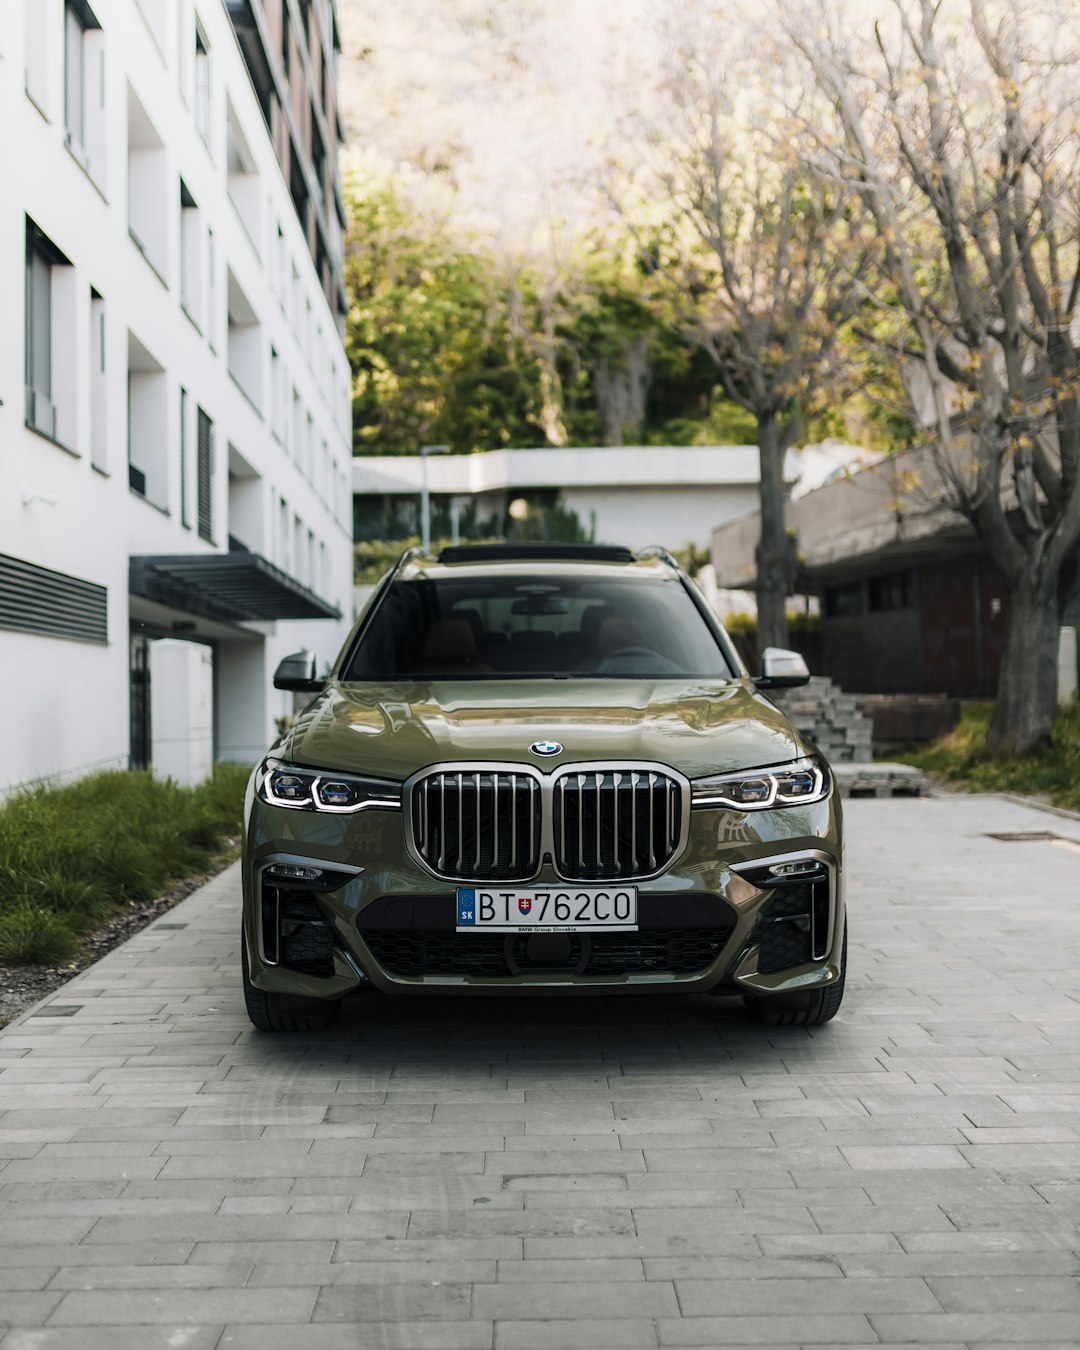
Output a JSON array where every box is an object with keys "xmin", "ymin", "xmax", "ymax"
[{"xmin": 1, "ymin": 795, "xmax": 1080, "ymax": 1349}]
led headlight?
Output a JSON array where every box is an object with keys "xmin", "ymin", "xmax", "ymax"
[
  {"xmin": 256, "ymin": 758, "xmax": 402, "ymax": 813},
  {"xmin": 691, "ymin": 757, "xmax": 829, "ymax": 810}
]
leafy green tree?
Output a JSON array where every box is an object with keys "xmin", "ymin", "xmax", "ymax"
[
  {"xmin": 345, "ymin": 172, "xmax": 539, "ymax": 455},
  {"xmin": 344, "ymin": 167, "xmax": 742, "ymax": 457}
]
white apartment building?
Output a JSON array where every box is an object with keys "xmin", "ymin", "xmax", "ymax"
[{"xmin": 0, "ymin": 0, "xmax": 354, "ymax": 793}]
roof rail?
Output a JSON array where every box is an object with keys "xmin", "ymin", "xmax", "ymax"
[
  {"xmin": 634, "ymin": 545, "xmax": 683, "ymax": 571},
  {"xmin": 437, "ymin": 543, "xmax": 635, "ymax": 564},
  {"xmin": 391, "ymin": 544, "xmax": 435, "ymax": 576}
]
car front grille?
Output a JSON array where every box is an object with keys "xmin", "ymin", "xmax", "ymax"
[
  {"xmin": 410, "ymin": 770, "xmax": 542, "ymax": 882},
  {"xmin": 552, "ymin": 769, "xmax": 682, "ymax": 881},
  {"xmin": 362, "ymin": 926, "xmax": 733, "ymax": 980},
  {"xmin": 407, "ymin": 764, "xmax": 687, "ymax": 883}
]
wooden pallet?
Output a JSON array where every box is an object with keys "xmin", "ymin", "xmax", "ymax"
[{"xmin": 831, "ymin": 762, "xmax": 927, "ymax": 799}]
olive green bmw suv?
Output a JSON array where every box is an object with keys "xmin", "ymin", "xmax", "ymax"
[{"xmin": 241, "ymin": 544, "xmax": 845, "ymax": 1031}]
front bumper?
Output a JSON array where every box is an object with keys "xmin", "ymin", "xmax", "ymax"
[{"xmin": 241, "ymin": 789, "xmax": 844, "ymax": 999}]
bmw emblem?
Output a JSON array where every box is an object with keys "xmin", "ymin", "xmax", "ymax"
[{"xmin": 530, "ymin": 740, "xmax": 563, "ymax": 757}]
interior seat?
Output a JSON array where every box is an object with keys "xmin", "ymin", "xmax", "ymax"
[
  {"xmin": 420, "ymin": 618, "xmax": 492, "ymax": 674},
  {"xmin": 577, "ymin": 615, "xmax": 646, "ymax": 671}
]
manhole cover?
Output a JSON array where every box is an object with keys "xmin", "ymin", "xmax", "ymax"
[
  {"xmin": 34, "ymin": 1005, "xmax": 82, "ymax": 1017},
  {"xmin": 986, "ymin": 831, "xmax": 1060, "ymax": 842}
]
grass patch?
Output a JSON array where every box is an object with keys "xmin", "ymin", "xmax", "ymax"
[
  {"xmin": 900, "ymin": 702, "xmax": 1080, "ymax": 812},
  {"xmin": 0, "ymin": 763, "xmax": 250, "ymax": 966}
]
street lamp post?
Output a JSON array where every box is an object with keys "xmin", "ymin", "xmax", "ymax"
[{"xmin": 420, "ymin": 445, "xmax": 449, "ymax": 552}]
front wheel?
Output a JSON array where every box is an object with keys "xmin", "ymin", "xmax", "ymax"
[
  {"xmin": 242, "ymin": 933, "xmax": 342, "ymax": 1032},
  {"xmin": 744, "ymin": 927, "xmax": 847, "ymax": 1027}
]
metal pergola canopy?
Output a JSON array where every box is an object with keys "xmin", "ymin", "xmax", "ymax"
[{"xmin": 129, "ymin": 553, "xmax": 341, "ymax": 626}]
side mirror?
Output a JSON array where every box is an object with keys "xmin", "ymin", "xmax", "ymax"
[
  {"xmin": 273, "ymin": 650, "xmax": 324, "ymax": 692},
  {"xmin": 754, "ymin": 646, "xmax": 811, "ymax": 690}
]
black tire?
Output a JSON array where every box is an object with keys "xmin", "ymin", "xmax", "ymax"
[
  {"xmin": 242, "ymin": 934, "xmax": 342, "ymax": 1033},
  {"xmin": 744, "ymin": 927, "xmax": 847, "ymax": 1027}
]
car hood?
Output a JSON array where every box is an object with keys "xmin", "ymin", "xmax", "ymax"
[{"xmin": 278, "ymin": 678, "xmax": 807, "ymax": 781}]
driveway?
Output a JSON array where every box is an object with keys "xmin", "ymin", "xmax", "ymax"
[{"xmin": 1, "ymin": 795, "xmax": 1079, "ymax": 1349}]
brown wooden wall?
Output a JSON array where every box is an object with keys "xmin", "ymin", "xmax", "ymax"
[{"xmin": 818, "ymin": 554, "xmax": 1005, "ymax": 696}]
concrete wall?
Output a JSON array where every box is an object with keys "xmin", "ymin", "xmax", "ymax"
[
  {"xmin": 711, "ymin": 445, "xmax": 971, "ymax": 589},
  {"xmin": 562, "ymin": 484, "xmax": 759, "ymax": 551}
]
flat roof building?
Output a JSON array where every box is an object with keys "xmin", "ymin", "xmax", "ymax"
[{"xmin": 353, "ymin": 445, "xmax": 769, "ymax": 552}]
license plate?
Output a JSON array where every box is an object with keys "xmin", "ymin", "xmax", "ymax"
[{"xmin": 456, "ymin": 886, "xmax": 637, "ymax": 932}]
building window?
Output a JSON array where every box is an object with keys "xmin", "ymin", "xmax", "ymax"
[
  {"xmin": 90, "ymin": 288, "xmax": 106, "ymax": 471},
  {"xmin": 294, "ymin": 514, "xmax": 305, "ymax": 583},
  {"xmin": 310, "ymin": 116, "xmax": 326, "ymax": 212},
  {"xmin": 270, "ymin": 346, "xmax": 285, "ymax": 444},
  {"xmin": 868, "ymin": 571, "xmax": 913, "ymax": 612},
  {"xmin": 127, "ymin": 331, "xmax": 167, "ymax": 507},
  {"xmin": 289, "ymin": 140, "xmax": 309, "ymax": 242},
  {"xmin": 127, "ymin": 85, "xmax": 168, "ymax": 279},
  {"xmin": 206, "ymin": 226, "xmax": 217, "ymax": 351},
  {"xmin": 226, "ymin": 267, "xmax": 262, "ymax": 411},
  {"xmin": 226, "ymin": 98, "xmax": 262, "ymax": 253},
  {"xmin": 197, "ymin": 406, "xmax": 214, "ymax": 541},
  {"xmin": 25, "ymin": 220, "xmax": 76, "ymax": 448},
  {"xmin": 179, "ymin": 387, "xmax": 190, "ymax": 527},
  {"xmin": 290, "ymin": 261, "xmax": 303, "ymax": 338},
  {"xmin": 823, "ymin": 582, "xmax": 864, "ymax": 619},
  {"xmin": 194, "ymin": 17, "xmax": 211, "ymax": 147},
  {"xmin": 180, "ymin": 180, "xmax": 201, "ymax": 325},
  {"xmin": 228, "ymin": 444, "xmax": 263, "ymax": 552},
  {"xmin": 65, "ymin": 0, "xmax": 104, "ymax": 181},
  {"xmin": 65, "ymin": 0, "xmax": 105, "ymax": 176},
  {"xmin": 291, "ymin": 388, "xmax": 302, "ymax": 463},
  {"xmin": 273, "ymin": 221, "xmax": 286, "ymax": 305},
  {"xmin": 279, "ymin": 496, "xmax": 290, "ymax": 571}
]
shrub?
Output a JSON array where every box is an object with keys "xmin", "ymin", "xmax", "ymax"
[
  {"xmin": 0, "ymin": 762, "xmax": 250, "ymax": 966},
  {"xmin": 0, "ymin": 907, "xmax": 81, "ymax": 966},
  {"xmin": 901, "ymin": 702, "xmax": 1080, "ymax": 812}
]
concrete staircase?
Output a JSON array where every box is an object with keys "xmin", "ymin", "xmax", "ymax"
[
  {"xmin": 772, "ymin": 677, "xmax": 928, "ymax": 797},
  {"xmin": 773, "ymin": 677, "xmax": 873, "ymax": 764}
]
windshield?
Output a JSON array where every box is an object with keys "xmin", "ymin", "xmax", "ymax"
[{"xmin": 341, "ymin": 573, "xmax": 735, "ymax": 681}]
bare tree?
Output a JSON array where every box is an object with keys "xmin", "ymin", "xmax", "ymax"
[
  {"xmin": 607, "ymin": 7, "xmax": 873, "ymax": 650},
  {"xmin": 785, "ymin": 0, "xmax": 1080, "ymax": 751},
  {"xmin": 504, "ymin": 217, "xmax": 577, "ymax": 447}
]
